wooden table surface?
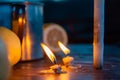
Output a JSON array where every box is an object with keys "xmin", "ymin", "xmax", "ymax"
[{"xmin": 9, "ymin": 44, "xmax": 120, "ymax": 80}]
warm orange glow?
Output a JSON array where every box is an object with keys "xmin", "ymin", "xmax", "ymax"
[
  {"xmin": 60, "ymin": 74, "xmax": 69, "ymax": 80},
  {"xmin": 44, "ymin": 75, "xmax": 55, "ymax": 80},
  {"xmin": 18, "ymin": 16, "xmax": 25, "ymax": 26},
  {"xmin": 23, "ymin": 18, "xmax": 26, "ymax": 24},
  {"xmin": 18, "ymin": 16, "xmax": 23, "ymax": 25},
  {"xmin": 22, "ymin": 24, "xmax": 31, "ymax": 60},
  {"xmin": 25, "ymin": 26, "xmax": 31, "ymax": 55},
  {"xmin": 41, "ymin": 43, "xmax": 56, "ymax": 63},
  {"xmin": 58, "ymin": 41, "xmax": 70, "ymax": 55},
  {"xmin": 44, "ymin": 73, "xmax": 69, "ymax": 80}
]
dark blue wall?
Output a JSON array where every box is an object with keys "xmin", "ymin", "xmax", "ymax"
[
  {"xmin": 43, "ymin": 0, "xmax": 120, "ymax": 44},
  {"xmin": 44, "ymin": 0, "xmax": 93, "ymax": 43}
]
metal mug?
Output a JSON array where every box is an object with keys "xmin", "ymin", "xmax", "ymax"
[{"xmin": 0, "ymin": 2, "xmax": 44, "ymax": 61}]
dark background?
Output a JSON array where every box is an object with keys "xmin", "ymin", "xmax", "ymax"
[
  {"xmin": 43, "ymin": 0, "xmax": 120, "ymax": 44},
  {"xmin": 0, "ymin": 0, "xmax": 120, "ymax": 44}
]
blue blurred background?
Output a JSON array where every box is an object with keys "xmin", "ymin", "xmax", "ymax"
[{"xmin": 0, "ymin": 0, "xmax": 120, "ymax": 44}]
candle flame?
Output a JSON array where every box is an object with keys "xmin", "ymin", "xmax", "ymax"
[
  {"xmin": 58, "ymin": 41, "xmax": 70, "ymax": 55},
  {"xmin": 41, "ymin": 43, "xmax": 57, "ymax": 64}
]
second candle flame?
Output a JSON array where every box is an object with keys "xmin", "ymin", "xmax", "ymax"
[{"xmin": 58, "ymin": 41, "xmax": 70, "ymax": 55}]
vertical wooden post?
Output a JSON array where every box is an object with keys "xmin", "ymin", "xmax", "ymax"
[{"xmin": 93, "ymin": 0, "xmax": 105, "ymax": 69}]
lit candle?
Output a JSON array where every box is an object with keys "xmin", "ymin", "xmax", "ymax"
[
  {"xmin": 40, "ymin": 43, "xmax": 65, "ymax": 74},
  {"xmin": 93, "ymin": 0, "xmax": 104, "ymax": 69},
  {"xmin": 58, "ymin": 41, "xmax": 74, "ymax": 67}
]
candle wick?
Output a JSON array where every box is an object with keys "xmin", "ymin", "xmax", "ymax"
[{"xmin": 64, "ymin": 53, "xmax": 70, "ymax": 57}]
